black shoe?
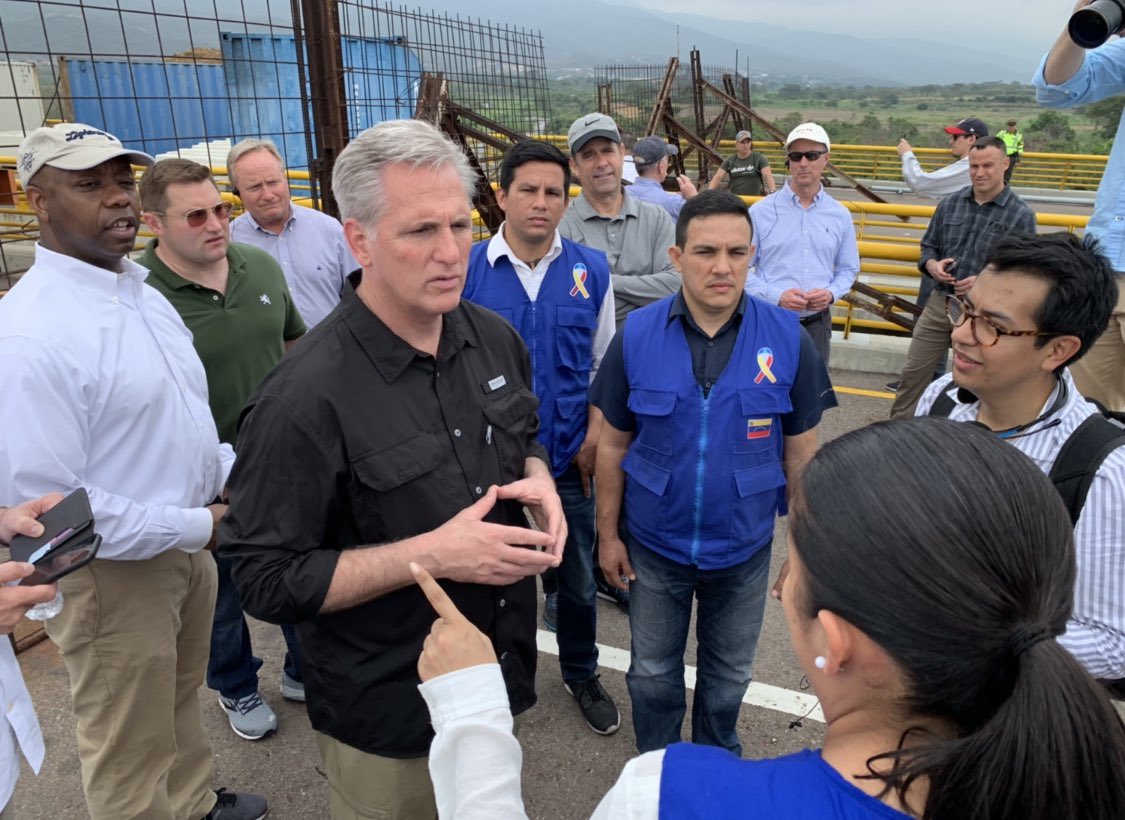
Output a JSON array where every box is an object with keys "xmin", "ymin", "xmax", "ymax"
[
  {"xmin": 884, "ymin": 379, "xmax": 901, "ymax": 392},
  {"xmin": 204, "ymin": 789, "xmax": 267, "ymax": 820},
  {"xmin": 564, "ymin": 676, "xmax": 620, "ymax": 735},
  {"xmin": 595, "ymin": 574, "xmax": 629, "ymax": 613}
]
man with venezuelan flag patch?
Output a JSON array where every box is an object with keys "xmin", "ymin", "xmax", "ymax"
[{"xmin": 590, "ymin": 190, "xmax": 837, "ymax": 755}]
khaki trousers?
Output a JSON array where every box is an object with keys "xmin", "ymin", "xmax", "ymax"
[
  {"xmin": 1070, "ymin": 280, "xmax": 1125, "ymax": 412},
  {"xmin": 47, "ymin": 549, "xmax": 218, "ymax": 820},
  {"xmin": 315, "ymin": 732, "xmax": 437, "ymax": 820},
  {"xmin": 891, "ymin": 293, "xmax": 952, "ymax": 419}
]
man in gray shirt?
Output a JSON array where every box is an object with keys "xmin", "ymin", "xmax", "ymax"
[
  {"xmin": 227, "ymin": 139, "xmax": 357, "ymax": 329},
  {"xmin": 560, "ymin": 114, "xmax": 679, "ymax": 326}
]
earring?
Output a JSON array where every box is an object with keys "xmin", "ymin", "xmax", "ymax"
[{"xmin": 814, "ymin": 655, "xmax": 827, "ymax": 670}]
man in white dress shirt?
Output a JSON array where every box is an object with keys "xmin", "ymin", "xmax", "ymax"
[
  {"xmin": 0, "ymin": 124, "xmax": 265, "ymax": 820},
  {"xmin": 915, "ymin": 232, "xmax": 1125, "ymax": 703},
  {"xmin": 896, "ymin": 117, "xmax": 988, "ymax": 199},
  {"xmin": 0, "ymin": 497, "xmax": 65, "ymax": 817}
]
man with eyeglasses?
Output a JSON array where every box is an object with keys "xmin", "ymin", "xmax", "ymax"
[
  {"xmin": 915, "ymin": 232, "xmax": 1125, "ymax": 696},
  {"xmin": 897, "ymin": 117, "xmax": 988, "ymax": 200},
  {"xmin": 746, "ymin": 122, "xmax": 859, "ymax": 366},
  {"xmin": 890, "ymin": 136, "xmax": 1037, "ymax": 418},
  {"xmin": 0, "ymin": 125, "xmax": 266, "ymax": 818},
  {"xmin": 139, "ymin": 158, "xmax": 307, "ymax": 743}
]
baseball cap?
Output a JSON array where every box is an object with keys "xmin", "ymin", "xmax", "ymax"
[
  {"xmin": 784, "ymin": 122, "xmax": 830, "ymax": 152},
  {"xmin": 632, "ymin": 136, "xmax": 678, "ymax": 168},
  {"xmin": 735, "ymin": 130, "xmax": 753, "ymax": 142},
  {"xmin": 567, "ymin": 113, "xmax": 621, "ymax": 154},
  {"xmin": 17, "ymin": 123, "xmax": 153, "ymax": 188},
  {"xmin": 943, "ymin": 118, "xmax": 989, "ymax": 138},
  {"xmin": 1007, "ymin": 119, "xmax": 1017, "ymax": 126}
]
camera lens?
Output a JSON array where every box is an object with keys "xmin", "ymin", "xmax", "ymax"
[{"xmin": 1069, "ymin": 0, "xmax": 1125, "ymax": 48}]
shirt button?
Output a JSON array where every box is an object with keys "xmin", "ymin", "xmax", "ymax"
[
  {"xmin": 111, "ymin": 296, "xmax": 120, "ymax": 304},
  {"xmin": 499, "ymin": 598, "xmax": 506, "ymax": 608},
  {"xmin": 707, "ymin": 341, "xmax": 714, "ymax": 347},
  {"xmin": 475, "ymin": 486, "xmax": 483, "ymax": 495},
  {"xmin": 500, "ymin": 651, "xmax": 509, "ymax": 660},
  {"xmin": 454, "ymin": 429, "xmax": 462, "ymax": 437},
  {"xmin": 212, "ymin": 294, "xmax": 219, "ymax": 301}
]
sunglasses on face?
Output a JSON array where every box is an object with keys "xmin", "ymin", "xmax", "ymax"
[
  {"xmin": 786, "ymin": 150, "xmax": 827, "ymax": 163},
  {"xmin": 153, "ymin": 202, "xmax": 234, "ymax": 228}
]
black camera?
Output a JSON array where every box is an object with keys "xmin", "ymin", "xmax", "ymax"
[{"xmin": 1070, "ymin": 0, "xmax": 1125, "ymax": 48}]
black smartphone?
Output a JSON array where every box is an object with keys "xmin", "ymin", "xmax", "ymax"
[{"xmin": 8, "ymin": 488, "xmax": 101, "ymax": 585}]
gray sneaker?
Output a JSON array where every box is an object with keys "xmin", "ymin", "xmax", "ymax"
[
  {"xmin": 204, "ymin": 788, "xmax": 268, "ymax": 820},
  {"xmin": 218, "ymin": 691, "xmax": 277, "ymax": 741},
  {"xmin": 280, "ymin": 671, "xmax": 305, "ymax": 703}
]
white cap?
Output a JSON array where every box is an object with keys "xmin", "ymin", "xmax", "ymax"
[
  {"xmin": 17, "ymin": 123, "xmax": 154, "ymax": 188},
  {"xmin": 784, "ymin": 122, "xmax": 830, "ymax": 152}
]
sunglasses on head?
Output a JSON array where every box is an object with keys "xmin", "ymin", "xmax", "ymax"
[
  {"xmin": 786, "ymin": 150, "xmax": 827, "ymax": 163},
  {"xmin": 153, "ymin": 202, "xmax": 234, "ymax": 228}
]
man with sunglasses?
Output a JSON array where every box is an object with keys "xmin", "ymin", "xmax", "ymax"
[
  {"xmin": 915, "ymin": 232, "xmax": 1125, "ymax": 694},
  {"xmin": 897, "ymin": 117, "xmax": 988, "ymax": 200},
  {"xmin": 746, "ymin": 122, "xmax": 859, "ymax": 365},
  {"xmin": 890, "ymin": 137, "xmax": 1037, "ymax": 418},
  {"xmin": 0, "ymin": 125, "xmax": 266, "ymax": 818},
  {"xmin": 139, "ymin": 158, "xmax": 306, "ymax": 743}
]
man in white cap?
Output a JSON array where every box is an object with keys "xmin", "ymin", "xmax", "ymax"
[
  {"xmin": 628, "ymin": 136, "xmax": 698, "ymax": 219},
  {"xmin": 746, "ymin": 122, "xmax": 859, "ymax": 366},
  {"xmin": 708, "ymin": 130, "xmax": 776, "ymax": 197},
  {"xmin": 559, "ymin": 113, "xmax": 679, "ymax": 327},
  {"xmin": 0, "ymin": 123, "xmax": 265, "ymax": 820}
]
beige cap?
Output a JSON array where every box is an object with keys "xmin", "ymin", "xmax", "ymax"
[{"xmin": 17, "ymin": 123, "xmax": 153, "ymax": 188}]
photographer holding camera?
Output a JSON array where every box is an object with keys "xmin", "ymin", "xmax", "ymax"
[{"xmin": 1033, "ymin": 0, "xmax": 1125, "ymax": 411}]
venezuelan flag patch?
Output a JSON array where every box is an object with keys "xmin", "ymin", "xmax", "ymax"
[{"xmin": 746, "ymin": 418, "xmax": 773, "ymax": 440}]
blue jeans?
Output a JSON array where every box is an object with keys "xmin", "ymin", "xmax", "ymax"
[
  {"xmin": 207, "ymin": 552, "xmax": 303, "ymax": 700},
  {"xmin": 554, "ymin": 463, "xmax": 599, "ymax": 684},
  {"xmin": 625, "ymin": 536, "xmax": 770, "ymax": 755}
]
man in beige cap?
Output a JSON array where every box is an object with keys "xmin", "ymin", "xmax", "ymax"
[
  {"xmin": 708, "ymin": 130, "xmax": 776, "ymax": 197},
  {"xmin": 0, "ymin": 123, "xmax": 265, "ymax": 820}
]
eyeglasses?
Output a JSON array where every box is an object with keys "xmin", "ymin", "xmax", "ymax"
[
  {"xmin": 786, "ymin": 150, "xmax": 827, "ymax": 163},
  {"xmin": 946, "ymin": 296, "xmax": 1055, "ymax": 347},
  {"xmin": 151, "ymin": 202, "xmax": 233, "ymax": 228}
]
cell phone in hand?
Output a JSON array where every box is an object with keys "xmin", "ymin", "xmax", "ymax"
[{"xmin": 8, "ymin": 488, "xmax": 101, "ymax": 585}]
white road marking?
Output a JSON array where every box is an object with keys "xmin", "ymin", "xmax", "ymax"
[{"xmin": 537, "ymin": 629, "xmax": 825, "ymax": 723}]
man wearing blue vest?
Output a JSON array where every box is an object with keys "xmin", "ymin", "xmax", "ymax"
[
  {"xmin": 463, "ymin": 140, "xmax": 620, "ymax": 735},
  {"xmin": 592, "ymin": 190, "xmax": 836, "ymax": 754}
]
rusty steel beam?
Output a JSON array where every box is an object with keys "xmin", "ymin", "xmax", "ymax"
[
  {"xmin": 689, "ymin": 50, "xmax": 710, "ymax": 181},
  {"xmin": 299, "ymin": 0, "xmax": 348, "ymax": 219},
  {"xmin": 661, "ymin": 113, "xmax": 724, "ymax": 165},
  {"xmin": 597, "ymin": 83, "xmax": 612, "ymax": 116},
  {"xmin": 722, "ymin": 74, "xmax": 746, "ymax": 133},
  {"xmin": 646, "ymin": 57, "xmax": 679, "ymax": 137},
  {"xmin": 839, "ymin": 281, "xmax": 923, "ymax": 332}
]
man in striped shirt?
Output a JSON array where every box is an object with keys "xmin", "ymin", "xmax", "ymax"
[{"xmin": 915, "ymin": 232, "xmax": 1124, "ymax": 692}]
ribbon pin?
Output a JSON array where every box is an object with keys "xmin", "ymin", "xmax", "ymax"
[
  {"xmin": 754, "ymin": 347, "xmax": 777, "ymax": 384},
  {"xmin": 570, "ymin": 263, "xmax": 590, "ymax": 299}
]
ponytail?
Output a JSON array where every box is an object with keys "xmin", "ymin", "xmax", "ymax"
[{"xmin": 790, "ymin": 419, "xmax": 1125, "ymax": 820}]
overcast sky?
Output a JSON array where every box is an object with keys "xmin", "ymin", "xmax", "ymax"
[{"xmin": 615, "ymin": 0, "xmax": 1075, "ymax": 60}]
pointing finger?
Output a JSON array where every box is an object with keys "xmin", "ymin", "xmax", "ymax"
[{"xmin": 410, "ymin": 562, "xmax": 468, "ymax": 623}]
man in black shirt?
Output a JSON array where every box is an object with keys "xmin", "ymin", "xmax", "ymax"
[{"xmin": 218, "ymin": 119, "xmax": 565, "ymax": 820}]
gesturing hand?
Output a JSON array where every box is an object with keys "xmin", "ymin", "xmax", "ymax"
[{"xmin": 412, "ymin": 562, "xmax": 497, "ymax": 682}]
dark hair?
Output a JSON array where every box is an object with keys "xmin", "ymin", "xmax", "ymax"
[
  {"xmin": 498, "ymin": 140, "xmax": 570, "ymax": 193},
  {"xmin": 621, "ymin": 131, "xmax": 637, "ymax": 150},
  {"xmin": 674, "ymin": 189, "xmax": 753, "ymax": 247},
  {"xmin": 140, "ymin": 158, "xmax": 215, "ymax": 214},
  {"xmin": 970, "ymin": 136, "xmax": 1007, "ymax": 155},
  {"xmin": 790, "ymin": 418, "xmax": 1125, "ymax": 820},
  {"xmin": 984, "ymin": 231, "xmax": 1119, "ymax": 367}
]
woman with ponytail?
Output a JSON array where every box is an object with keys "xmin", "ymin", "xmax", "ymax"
[{"xmin": 411, "ymin": 417, "xmax": 1125, "ymax": 819}]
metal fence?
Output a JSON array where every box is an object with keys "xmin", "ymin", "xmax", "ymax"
[{"xmin": 0, "ymin": 0, "xmax": 549, "ymax": 288}]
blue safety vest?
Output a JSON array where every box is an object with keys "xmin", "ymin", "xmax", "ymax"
[
  {"xmin": 465, "ymin": 238, "xmax": 610, "ymax": 476},
  {"xmin": 621, "ymin": 295, "xmax": 798, "ymax": 569},
  {"xmin": 659, "ymin": 744, "xmax": 911, "ymax": 819}
]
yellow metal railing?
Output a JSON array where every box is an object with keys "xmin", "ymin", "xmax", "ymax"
[{"xmin": 0, "ymin": 154, "xmax": 1094, "ymax": 336}]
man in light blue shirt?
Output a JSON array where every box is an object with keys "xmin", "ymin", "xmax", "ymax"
[
  {"xmin": 746, "ymin": 122, "xmax": 859, "ymax": 365},
  {"xmin": 227, "ymin": 139, "xmax": 357, "ymax": 329},
  {"xmin": 627, "ymin": 136, "xmax": 698, "ymax": 219},
  {"xmin": 1033, "ymin": 3, "xmax": 1125, "ymax": 411}
]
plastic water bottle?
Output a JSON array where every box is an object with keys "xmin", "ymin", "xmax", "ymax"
[{"xmin": 25, "ymin": 589, "xmax": 63, "ymax": 621}]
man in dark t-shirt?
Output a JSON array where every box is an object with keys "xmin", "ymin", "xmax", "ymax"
[{"xmin": 709, "ymin": 131, "xmax": 776, "ymax": 197}]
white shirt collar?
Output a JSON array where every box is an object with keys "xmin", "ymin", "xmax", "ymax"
[
  {"xmin": 33, "ymin": 243, "xmax": 150, "ymax": 301},
  {"xmin": 485, "ymin": 223, "xmax": 563, "ymax": 272}
]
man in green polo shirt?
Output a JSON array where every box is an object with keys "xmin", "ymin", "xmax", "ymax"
[{"xmin": 138, "ymin": 158, "xmax": 306, "ymax": 744}]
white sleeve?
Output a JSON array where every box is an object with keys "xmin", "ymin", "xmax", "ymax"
[
  {"xmin": 420, "ymin": 664, "xmax": 529, "ymax": 820},
  {"xmin": 900, "ymin": 154, "xmax": 968, "ymax": 199},
  {"xmin": 591, "ymin": 277, "xmax": 617, "ymax": 383},
  {"xmin": 591, "ymin": 750, "xmax": 664, "ymax": 820},
  {"xmin": 0, "ymin": 337, "xmax": 214, "ymax": 560}
]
